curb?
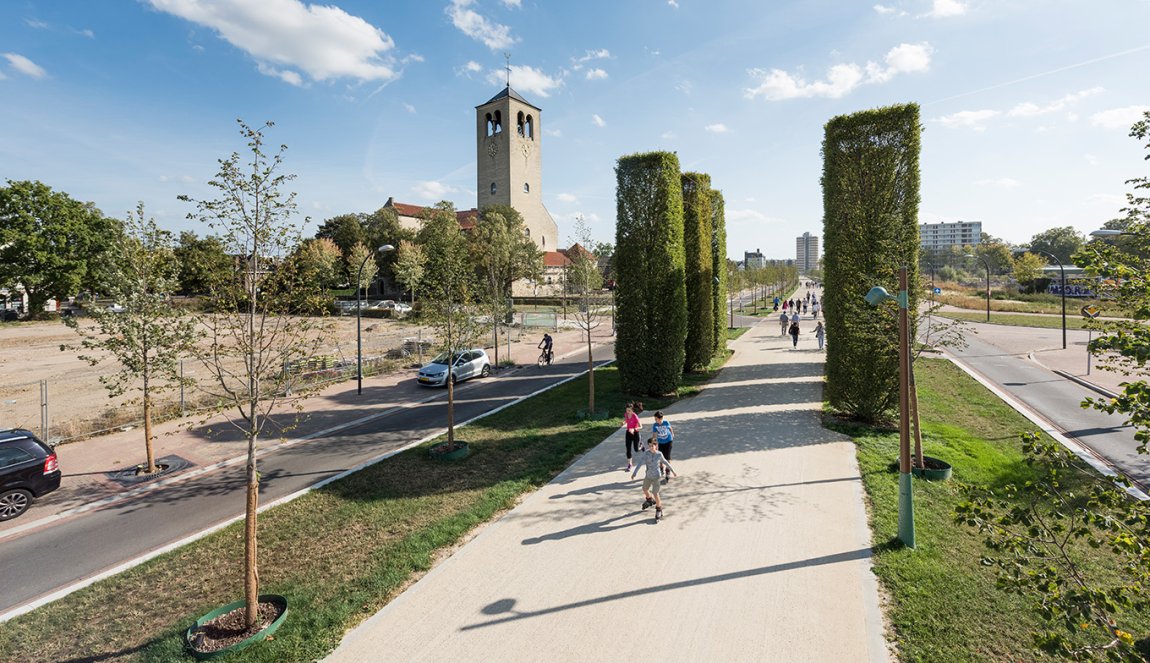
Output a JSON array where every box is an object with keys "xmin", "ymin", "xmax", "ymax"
[{"xmin": 1026, "ymin": 351, "xmax": 1119, "ymax": 399}]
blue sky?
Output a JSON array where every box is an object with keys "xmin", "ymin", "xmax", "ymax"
[{"xmin": 2, "ymin": 0, "xmax": 1148, "ymax": 260}]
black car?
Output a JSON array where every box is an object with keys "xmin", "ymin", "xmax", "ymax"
[{"xmin": 0, "ymin": 429, "xmax": 61, "ymax": 521}]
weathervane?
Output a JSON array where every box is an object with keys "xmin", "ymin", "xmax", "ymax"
[{"xmin": 504, "ymin": 52, "xmax": 511, "ymax": 87}]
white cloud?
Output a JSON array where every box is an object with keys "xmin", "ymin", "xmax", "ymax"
[
  {"xmin": 501, "ymin": 0, "xmax": 522, "ymax": 7},
  {"xmin": 486, "ymin": 64, "xmax": 562, "ymax": 97},
  {"xmin": 25, "ymin": 19, "xmax": 50, "ymax": 29},
  {"xmin": 935, "ymin": 109, "xmax": 1000, "ymax": 130},
  {"xmin": 668, "ymin": 0, "xmax": 680, "ymax": 7},
  {"xmin": 3, "ymin": 53, "xmax": 47, "ymax": 78},
  {"xmin": 1084, "ymin": 153, "xmax": 1099, "ymax": 166},
  {"xmin": 146, "ymin": 0, "xmax": 400, "ymax": 84},
  {"xmin": 403, "ymin": 102, "xmax": 416, "ymax": 113},
  {"xmin": 873, "ymin": 4, "xmax": 899, "ymax": 14},
  {"xmin": 574, "ymin": 48, "xmax": 610, "ymax": 64},
  {"xmin": 557, "ymin": 193, "xmax": 578, "ymax": 203},
  {"xmin": 661, "ymin": 131, "xmax": 677, "ymax": 139},
  {"xmin": 705, "ymin": 123, "xmax": 729, "ymax": 133},
  {"xmin": 447, "ymin": 0, "xmax": 516, "ymax": 50},
  {"xmin": 1090, "ymin": 106, "xmax": 1150, "ymax": 130},
  {"xmin": 412, "ymin": 180, "xmax": 455, "ymax": 200},
  {"xmin": 257, "ymin": 62, "xmax": 303, "ymax": 86},
  {"xmin": 675, "ymin": 79, "xmax": 692, "ymax": 94},
  {"xmin": 1007, "ymin": 87, "xmax": 1104, "ymax": 117},
  {"xmin": 545, "ymin": 127, "xmax": 563, "ymax": 137},
  {"xmin": 727, "ymin": 208, "xmax": 770, "ymax": 224},
  {"xmin": 745, "ymin": 42, "xmax": 931, "ymax": 100},
  {"xmin": 78, "ymin": 28, "xmax": 96, "ymax": 38},
  {"xmin": 585, "ymin": 68, "xmax": 607, "ymax": 80},
  {"xmin": 974, "ymin": 177, "xmax": 1021, "ymax": 188},
  {"xmin": 592, "ymin": 114, "xmax": 606, "ymax": 127},
  {"xmin": 464, "ymin": 60, "xmax": 483, "ymax": 72},
  {"xmin": 922, "ymin": 0, "xmax": 966, "ymax": 18}
]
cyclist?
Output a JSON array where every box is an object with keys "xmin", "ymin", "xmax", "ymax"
[{"xmin": 538, "ymin": 333, "xmax": 554, "ymax": 365}]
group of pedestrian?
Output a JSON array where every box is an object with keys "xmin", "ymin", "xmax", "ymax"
[
  {"xmin": 777, "ymin": 291, "xmax": 826, "ymax": 350},
  {"xmin": 622, "ymin": 402, "xmax": 678, "ymax": 522}
]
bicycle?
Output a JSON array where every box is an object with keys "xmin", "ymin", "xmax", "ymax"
[{"xmin": 537, "ymin": 348, "xmax": 554, "ymax": 366}]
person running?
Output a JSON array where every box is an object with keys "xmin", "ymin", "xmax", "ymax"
[
  {"xmin": 789, "ymin": 318, "xmax": 801, "ymax": 348},
  {"xmin": 632, "ymin": 438, "xmax": 676, "ymax": 522},
  {"xmin": 814, "ymin": 321, "xmax": 826, "ymax": 350},
  {"xmin": 622, "ymin": 402, "xmax": 643, "ymax": 471},
  {"xmin": 779, "ymin": 310, "xmax": 790, "ymax": 337},
  {"xmin": 651, "ymin": 411, "xmax": 674, "ymax": 483},
  {"xmin": 537, "ymin": 333, "xmax": 554, "ymax": 365}
]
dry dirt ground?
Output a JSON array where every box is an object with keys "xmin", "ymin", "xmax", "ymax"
[{"xmin": 0, "ymin": 314, "xmax": 470, "ymax": 443}]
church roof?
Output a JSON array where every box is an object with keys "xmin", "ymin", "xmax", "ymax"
[
  {"xmin": 543, "ymin": 250, "xmax": 572, "ymax": 268},
  {"xmin": 384, "ymin": 198, "xmax": 478, "ymax": 229},
  {"xmin": 477, "ymin": 85, "xmax": 540, "ymax": 111}
]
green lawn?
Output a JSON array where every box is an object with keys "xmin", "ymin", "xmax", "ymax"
[
  {"xmin": 840, "ymin": 358, "xmax": 1150, "ymax": 661},
  {"xmin": 933, "ymin": 310, "xmax": 1095, "ymax": 330}
]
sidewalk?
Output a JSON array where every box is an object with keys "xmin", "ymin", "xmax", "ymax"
[
  {"xmin": 0, "ymin": 324, "xmax": 601, "ymax": 537},
  {"xmin": 326, "ymin": 321, "xmax": 890, "ymax": 662}
]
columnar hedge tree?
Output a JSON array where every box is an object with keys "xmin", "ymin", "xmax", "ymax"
[
  {"xmin": 682, "ymin": 172, "xmax": 714, "ymax": 372},
  {"xmin": 710, "ymin": 188, "xmax": 728, "ymax": 352},
  {"xmin": 615, "ymin": 152, "xmax": 687, "ymax": 395},
  {"xmin": 822, "ymin": 103, "xmax": 922, "ymax": 422}
]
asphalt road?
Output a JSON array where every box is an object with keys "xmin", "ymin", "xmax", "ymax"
[
  {"xmin": 946, "ymin": 331, "xmax": 1150, "ymax": 491},
  {"xmin": 0, "ymin": 347, "xmax": 616, "ymax": 615}
]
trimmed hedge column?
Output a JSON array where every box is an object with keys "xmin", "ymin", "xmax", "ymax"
[
  {"xmin": 614, "ymin": 152, "xmax": 687, "ymax": 395},
  {"xmin": 822, "ymin": 103, "xmax": 922, "ymax": 422},
  {"xmin": 710, "ymin": 188, "xmax": 727, "ymax": 354},
  {"xmin": 682, "ymin": 172, "xmax": 714, "ymax": 372}
]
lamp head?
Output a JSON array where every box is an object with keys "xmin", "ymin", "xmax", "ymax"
[
  {"xmin": 1089, "ymin": 229, "xmax": 1122, "ymax": 238},
  {"xmin": 865, "ymin": 286, "xmax": 895, "ymax": 307},
  {"xmin": 377, "ymin": 244, "xmax": 396, "ymax": 254}
]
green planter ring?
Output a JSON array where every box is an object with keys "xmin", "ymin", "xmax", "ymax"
[
  {"xmin": 429, "ymin": 441, "xmax": 470, "ymax": 461},
  {"xmin": 912, "ymin": 456, "xmax": 953, "ymax": 481},
  {"xmin": 185, "ymin": 594, "xmax": 289, "ymax": 660}
]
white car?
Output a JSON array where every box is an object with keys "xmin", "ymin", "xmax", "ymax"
[
  {"xmin": 392, "ymin": 302, "xmax": 412, "ymax": 314},
  {"xmin": 417, "ymin": 349, "xmax": 491, "ymax": 387}
]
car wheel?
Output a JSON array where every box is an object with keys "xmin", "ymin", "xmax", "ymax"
[
  {"xmin": 481, "ymin": 364, "xmax": 491, "ymax": 378},
  {"xmin": 0, "ymin": 488, "xmax": 33, "ymax": 521}
]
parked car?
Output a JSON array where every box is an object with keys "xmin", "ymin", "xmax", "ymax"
[
  {"xmin": 416, "ymin": 349, "xmax": 491, "ymax": 387},
  {"xmin": 0, "ymin": 429, "xmax": 61, "ymax": 521},
  {"xmin": 392, "ymin": 302, "xmax": 412, "ymax": 314}
]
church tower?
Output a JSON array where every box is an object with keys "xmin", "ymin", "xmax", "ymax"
[{"xmin": 476, "ymin": 86, "xmax": 559, "ymax": 252}]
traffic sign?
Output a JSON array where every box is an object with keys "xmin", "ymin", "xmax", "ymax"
[
  {"xmin": 933, "ymin": 287, "xmax": 941, "ymax": 295},
  {"xmin": 1081, "ymin": 305, "xmax": 1101, "ymax": 319}
]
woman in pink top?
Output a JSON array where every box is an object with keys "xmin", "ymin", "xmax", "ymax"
[{"xmin": 622, "ymin": 402, "xmax": 643, "ymax": 471}]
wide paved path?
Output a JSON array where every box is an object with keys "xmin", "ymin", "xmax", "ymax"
[{"xmin": 327, "ymin": 320, "xmax": 889, "ymax": 662}]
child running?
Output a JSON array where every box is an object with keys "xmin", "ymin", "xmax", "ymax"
[
  {"xmin": 631, "ymin": 438, "xmax": 677, "ymax": 522},
  {"xmin": 651, "ymin": 411, "xmax": 674, "ymax": 484}
]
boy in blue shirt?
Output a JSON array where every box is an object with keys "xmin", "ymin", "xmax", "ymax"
[{"xmin": 651, "ymin": 411, "xmax": 674, "ymax": 484}]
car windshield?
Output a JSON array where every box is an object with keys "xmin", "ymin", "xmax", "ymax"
[{"xmin": 429, "ymin": 352, "xmax": 465, "ymax": 365}]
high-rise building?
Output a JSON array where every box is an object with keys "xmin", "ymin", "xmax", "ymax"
[
  {"xmin": 919, "ymin": 221, "xmax": 981, "ymax": 253},
  {"xmin": 743, "ymin": 249, "xmax": 766, "ymax": 270},
  {"xmin": 796, "ymin": 232, "xmax": 819, "ymax": 272}
]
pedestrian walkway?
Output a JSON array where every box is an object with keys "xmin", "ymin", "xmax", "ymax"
[{"xmin": 327, "ymin": 321, "xmax": 889, "ymax": 662}]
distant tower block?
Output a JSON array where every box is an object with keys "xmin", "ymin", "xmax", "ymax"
[{"xmin": 476, "ymin": 85, "xmax": 558, "ymax": 252}]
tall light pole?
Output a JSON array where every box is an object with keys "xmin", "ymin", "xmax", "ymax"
[
  {"xmin": 357, "ymin": 244, "xmax": 395, "ymax": 395},
  {"xmin": 1016, "ymin": 249, "xmax": 1067, "ymax": 349},
  {"xmin": 865, "ymin": 267, "xmax": 915, "ymax": 549},
  {"xmin": 963, "ymin": 253, "xmax": 991, "ymax": 322}
]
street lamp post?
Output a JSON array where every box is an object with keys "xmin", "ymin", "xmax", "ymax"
[
  {"xmin": 865, "ymin": 266, "xmax": 916, "ymax": 549},
  {"xmin": 963, "ymin": 253, "xmax": 991, "ymax": 322},
  {"xmin": 357, "ymin": 244, "xmax": 396, "ymax": 395},
  {"xmin": 1017, "ymin": 249, "xmax": 1067, "ymax": 349}
]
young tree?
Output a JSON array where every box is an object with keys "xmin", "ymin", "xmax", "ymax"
[
  {"xmin": 64, "ymin": 203, "xmax": 200, "ymax": 474},
  {"xmin": 393, "ymin": 239, "xmax": 426, "ymax": 305},
  {"xmin": 284, "ymin": 237, "xmax": 341, "ymax": 313},
  {"xmin": 418, "ymin": 201, "xmax": 480, "ymax": 449},
  {"xmin": 315, "ymin": 213, "xmax": 367, "ymax": 284},
  {"xmin": 348, "ymin": 242, "xmax": 380, "ymax": 297},
  {"xmin": 567, "ymin": 216, "xmax": 606, "ymax": 414},
  {"xmin": 179, "ymin": 120, "xmax": 327, "ymax": 628},
  {"xmin": 0, "ymin": 180, "xmax": 119, "ymax": 317},
  {"xmin": 468, "ymin": 204, "xmax": 543, "ymax": 365}
]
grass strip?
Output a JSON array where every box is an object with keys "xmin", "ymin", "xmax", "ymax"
[
  {"xmin": 837, "ymin": 358, "xmax": 1150, "ymax": 661},
  {"xmin": 934, "ymin": 310, "xmax": 1094, "ymax": 330},
  {"xmin": 0, "ymin": 333, "xmax": 740, "ymax": 662}
]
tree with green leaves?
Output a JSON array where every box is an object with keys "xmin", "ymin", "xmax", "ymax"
[
  {"xmin": 822, "ymin": 103, "xmax": 921, "ymax": 422},
  {"xmin": 315, "ymin": 213, "xmax": 367, "ymax": 285},
  {"xmin": 282, "ymin": 237, "xmax": 342, "ymax": 314},
  {"xmin": 1029, "ymin": 226, "xmax": 1085, "ymax": 265},
  {"xmin": 348, "ymin": 242, "xmax": 380, "ymax": 299},
  {"xmin": 173, "ymin": 231, "xmax": 233, "ymax": 296},
  {"xmin": 469, "ymin": 204, "xmax": 543, "ymax": 366},
  {"xmin": 393, "ymin": 239, "xmax": 426, "ymax": 306},
  {"xmin": 681, "ymin": 172, "xmax": 714, "ymax": 372},
  {"xmin": 418, "ymin": 201, "xmax": 480, "ymax": 449},
  {"xmin": 614, "ymin": 151, "xmax": 687, "ymax": 396},
  {"xmin": 64, "ymin": 203, "xmax": 200, "ymax": 474},
  {"xmin": 1012, "ymin": 251, "xmax": 1048, "ymax": 293},
  {"xmin": 567, "ymin": 215, "xmax": 606, "ymax": 415},
  {"xmin": 710, "ymin": 188, "xmax": 728, "ymax": 353},
  {"xmin": 179, "ymin": 120, "xmax": 327, "ymax": 630},
  {"xmin": 0, "ymin": 180, "xmax": 119, "ymax": 318}
]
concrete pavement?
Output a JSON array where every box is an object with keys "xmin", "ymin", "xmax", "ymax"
[{"xmin": 327, "ymin": 318, "xmax": 890, "ymax": 662}]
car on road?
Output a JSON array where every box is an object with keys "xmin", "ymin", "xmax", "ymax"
[
  {"xmin": 416, "ymin": 349, "xmax": 491, "ymax": 387},
  {"xmin": 0, "ymin": 429, "xmax": 61, "ymax": 521}
]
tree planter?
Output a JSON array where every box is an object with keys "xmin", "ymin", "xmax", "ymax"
[
  {"xmin": 428, "ymin": 441, "xmax": 470, "ymax": 461},
  {"xmin": 185, "ymin": 594, "xmax": 289, "ymax": 660},
  {"xmin": 912, "ymin": 455, "xmax": 953, "ymax": 481}
]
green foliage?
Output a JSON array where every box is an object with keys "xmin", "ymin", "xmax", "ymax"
[
  {"xmin": 282, "ymin": 237, "xmax": 341, "ymax": 313},
  {"xmin": 1076, "ymin": 111, "xmax": 1150, "ymax": 455},
  {"xmin": 469, "ymin": 204, "xmax": 544, "ymax": 363},
  {"xmin": 821, "ymin": 103, "xmax": 921, "ymax": 422},
  {"xmin": 348, "ymin": 242, "xmax": 380, "ymax": 294},
  {"xmin": 681, "ymin": 172, "xmax": 714, "ymax": 372},
  {"xmin": 0, "ymin": 179, "xmax": 119, "ymax": 317},
  {"xmin": 614, "ymin": 151, "xmax": 687, "ymax": 395},
  {"xmin": 568, "ymin": 216, "xmax": 608, "ymax": 413},
  {"xmin": 173, "ymin": 230, "xmax": 232, "ymax": 296},
  {"xmin": 1012, "ymin": 251, "xmax": 1048, "ymax": 293},
  {"xmin": 711, "ymin": 189, "xmax": 728, "ymax": 350},
  {"xmin": 955, "ymin": 432, "xmax": 1150, "ymax": 660},
  {"xmin": 63, "ymin": 203, "xmax": 201, "ymax": 472},
  {"xmin": 1029, "ymin": 226, "xmax": 1086, "ymax": 265},
  {"xmin": 392, "ymin": 239, "xmax": 425, "ymax": 303},
  {"xmin": 969, "ymin": 234, "xmax": 1016, "ymax": 275}
]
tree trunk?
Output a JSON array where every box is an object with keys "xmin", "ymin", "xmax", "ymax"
[
  {"xmin": 244, "ymin": 421, "xmax": 260, "ymax": 627},
  {"xmin": 910, "ymin": 369, "xmax": 924, "ymax": 470},
  {"xmin": 142, "ymin": 392, "xmax": 157, "ymax": 474},
  {"xmin": 587, "ymin": 324, "xmax": 595, "ymax": 413}
]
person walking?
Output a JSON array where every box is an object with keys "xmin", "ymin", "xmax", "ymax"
[
  {"xmin": 802, "ymin": 301, "xmax": 808, "ymax": 315},
  {"xmin": 814, "ymin": 321, "xmax": 826, "ymax": 350},
  {"xmin": 651, "ymin": 411, "xmax": 674, "ymax": 483},
  {"xmin": 779, "ymin": 310, "xmax": 790, "ymax": 337},
  {"xmin": 632, "ymin": 438, "xmax": 676, "ymax": 522},
  {"xmin": 622, "ymin": 402, "xmax": 643, "ymax": 471},
  {"xmin": 812, "ymin": 301, "xmax": 820, "ymax": 318},
  {"xmin": 789, "ymin": 318, "xmax": 801, "ymax": 349}
]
